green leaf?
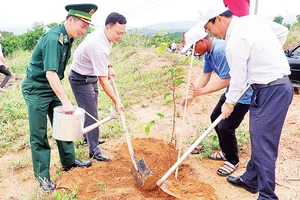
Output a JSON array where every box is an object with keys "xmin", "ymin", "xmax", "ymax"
[
  {"xmin": 170, "ymin": 73, "xmax": 177, "ymax": 77},
  {"xmin": 156, "ymin": 113, "xmax": 164, "ymax": 118},
  {"xmin": 144, "ymin": 120, "xmax": 156, "ymax": 136},
  {"xmin": 164, "ymin": 92, "xmax": 171, "ymax": 99},
  {"xmin": 212, "ymin": 135, "xmax": 217, "ymax": 141},
  {"xmin": 175, "ymin": 67, "xmax": 184, "ymax": 73},
  {"xmin": 149, "ymin": 120, "xmax": 155, "ymax": 126},
  {"xmin": 175, "ymin": 78, "xmax": 185, "ymax": 85}
]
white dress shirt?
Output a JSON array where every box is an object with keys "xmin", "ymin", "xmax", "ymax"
[{"xmin": 225, "ymin": 16, "xmax": 290, "ymax": 103}]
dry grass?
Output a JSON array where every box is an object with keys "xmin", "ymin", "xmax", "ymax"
[{"xmin": 284, "ymin": 23, "xmax": 300, "ymax": 49}]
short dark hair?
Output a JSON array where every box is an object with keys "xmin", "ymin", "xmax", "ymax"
[
  {"xmin": 66, "ymin": 14, "xmax": 81, "ymax": 21},
  {"xmin": 105, "ymin": 12, "xmax": 127, "ymax": 26},
  {"xmin": 66, "ymin": 14, "xmax": 72, "ymax": 20},
  {"xmin": 208, "ymin": 10, "xmax": 233, "ymax": 24}
]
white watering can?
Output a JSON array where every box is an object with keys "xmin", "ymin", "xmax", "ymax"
[{"xmin": 52, "ymin": 106, "xmax": 118, "ymax": 141}]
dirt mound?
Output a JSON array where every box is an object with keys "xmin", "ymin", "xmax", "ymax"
[{"xmin": 56, "ymin": 138, "xmax": 216, "ymax": 199}]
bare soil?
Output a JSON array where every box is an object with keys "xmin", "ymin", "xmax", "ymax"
[{"xmin": 0, "ymin": 65, "xmax": 299, "ymax": 200}]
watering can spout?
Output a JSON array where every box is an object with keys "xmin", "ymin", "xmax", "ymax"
[{"xmin": 83, "ymin": 107, "xmax": 119, "ymax": 134}]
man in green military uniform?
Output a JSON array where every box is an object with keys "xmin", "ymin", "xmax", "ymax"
[{"xmin": 22, "ymin": 3, "xmax": 98, "ymax": 192}]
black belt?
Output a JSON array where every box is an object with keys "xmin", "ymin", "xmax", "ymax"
[
  {"xmin": 251, "ymin": 76, "xmax": 290, "ymax": 90},
  {"xmin": 70, "ymin": 70, "xmax": 98, "ymax": 84},
  {"xmin": 26, "ymin": 75, "xmax": 49, "ymax": 83}
]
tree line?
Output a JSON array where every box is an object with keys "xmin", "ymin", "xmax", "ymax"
[{"xmin": 1, "ymin": 15, "xmax": 300, "ymax": 58}]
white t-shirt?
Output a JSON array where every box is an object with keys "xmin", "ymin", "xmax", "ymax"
[{"xmin": 71, "ymin": 28, "xmax": 112, "ymax": 76}]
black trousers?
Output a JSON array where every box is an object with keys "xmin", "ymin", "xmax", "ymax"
[
  {"xmin": 68, "ymin": 70, "xmax": 102, "ymax": 156},
  {"xmin": 210, "ymin": 93, "xmax": 250, "ymax": 165},
  {"xmin": 0, "ymin": 65, "xmax": 12, "ymax": 88},
  {"xmin": 242, "ymin": 82, "xmax": 293, "ymax": 200}
]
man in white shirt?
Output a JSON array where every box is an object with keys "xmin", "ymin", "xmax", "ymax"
[
  {"xmin": 196, "ymin": 0, "xmax": 293, "ymax": 199},
  {"xmin": 69, "ymin": 12, "xmax": 125, "ymax": 162}
]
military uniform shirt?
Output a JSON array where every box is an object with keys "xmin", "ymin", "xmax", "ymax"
[
  {"xmin": 26, "ymin": 24, "xmax": 73, "ymax": 82},
  {"xmin": 71, "ymin": 28, "xmax": 112, "ymax": 76}
]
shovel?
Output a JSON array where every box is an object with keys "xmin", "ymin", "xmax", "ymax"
[
  {"xmin": 156, "ymin": 85, "xmax": 251, "ymax": 197},
  {"xmin": 110, "ymin": 76, "xmax": 156, "ymax": 190}
]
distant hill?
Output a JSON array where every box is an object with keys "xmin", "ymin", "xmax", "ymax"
[
  {"xmin": 4, "ymin": 25, "xmax": 30, "ymax": 35},
  {"xmin": 129, "ymin": 21, "xmax": 196, "ymax": 36},
  {"xmin": 6, "ymin": 21, "xmax": 195, "ymax": 36},
  {"xmin": 145, "ymin": 21, "xmax": 196, "ymax": 30}
]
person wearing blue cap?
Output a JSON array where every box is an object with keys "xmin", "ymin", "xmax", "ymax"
[
  {"xmin": 21, "ymin": 3, "xmax": 98, "ymax": 192},
  {"xmin": 180, "ymin": 25, "xmax": 252, "ymax": 177},
  {"xmin": 197, "ymin": 0, "xmax": 293, "ymax": 199},
  {"xmin": 68, "ymin": 12, "xmax": 126, "ymax": 162}
]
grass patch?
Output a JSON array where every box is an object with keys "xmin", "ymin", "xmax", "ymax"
[{"xmin": 184, "ymin": 121, "xmax": 250, "ymax": 160}]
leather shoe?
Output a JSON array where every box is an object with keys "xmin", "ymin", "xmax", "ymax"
[
  {"xmin": 62, "ymin": 158, "xmax": 92, "ymax": 171},
  {"xmin": 90, "ymin": 152, "xmax": 109, "ymax": 162},
  {"xmin": 227, "ymin": 176, "xmax": 258, "ymax": 194},
  {"xmin": 98, "ymin": 139, "xmax": 105, "ymax": 144},
  {"xmin": 83, "ymin": 138, "xmax": 105, "ymax": 145},
  {"xmin": 39, "ymin": 179, "xmax": 56, "ymax": 192}
]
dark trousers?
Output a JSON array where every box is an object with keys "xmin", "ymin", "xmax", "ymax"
[
  {"xmin": 22, "ymin": 76, "xmax": 75, "ymax": 180},
  {"xmin": 68, "ymin": 70, "xmax": 101, "ymax": 156},
  {"xmin": 0, "ymin": 65, "xmax": 12, "ymax": 88},
  {"xmin": 210, "ymin": 93, "xmax": 250, "ymax": 165},
  {"xmin": 241, "ymin": 82, "xmax": 293, "ymax": 200}
]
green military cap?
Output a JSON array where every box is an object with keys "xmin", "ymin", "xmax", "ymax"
[{"xmin": 65, "ymin": 3, "xmax": 98, "ymax": 24}]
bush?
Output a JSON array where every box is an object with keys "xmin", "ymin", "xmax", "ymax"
[
  {"xmin": 0, "ymin": 36, "xmax": 21, "ymax": 57},
  {"xmin": 148, "ymin": 31, "xmax": 182, "ymax": 48},
  {"xmin": 20, "ymin": 27, "xmax": 45, "ymax": 51}
]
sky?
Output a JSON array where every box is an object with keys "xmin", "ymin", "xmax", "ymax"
[{"xmin": 1, "ymin": 0, "xmax": 299, "ymax": 34}]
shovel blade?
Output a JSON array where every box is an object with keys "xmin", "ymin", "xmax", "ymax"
[
  {"xmin": 131, "ymin": 158, "xmax": 157, "ymax": 191},
  {"xmin": 159, "ymin": 181, "xmax": 182, "ymax": 199},
  {"xmin": 132, "ymin": 166, "xmax": 144, "ymax": 188}
]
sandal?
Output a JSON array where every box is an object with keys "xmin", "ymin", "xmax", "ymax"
[
  {"xmin": 209, "ymin": 151, "xmax": 227, "ymax": 161},
  {"xmin": 216, "ymin": 161, "xmax": 238, "ymax": 176},
  {"xmin": 191, "ymin": 145, "xmax": 204, "ymax": 154}
]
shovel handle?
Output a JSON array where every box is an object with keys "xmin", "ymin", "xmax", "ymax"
[
  {"xmin": 156, "ymin": 85, "xmax": 251, "ymax": 186},
  {"xmin": 110, "ymin": 76, "xmax": 139, "ymax": 171}
]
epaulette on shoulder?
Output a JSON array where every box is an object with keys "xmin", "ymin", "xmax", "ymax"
[{"xmin": 58, "ymin": 32, "xmax": 64, "ymax": 45}]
